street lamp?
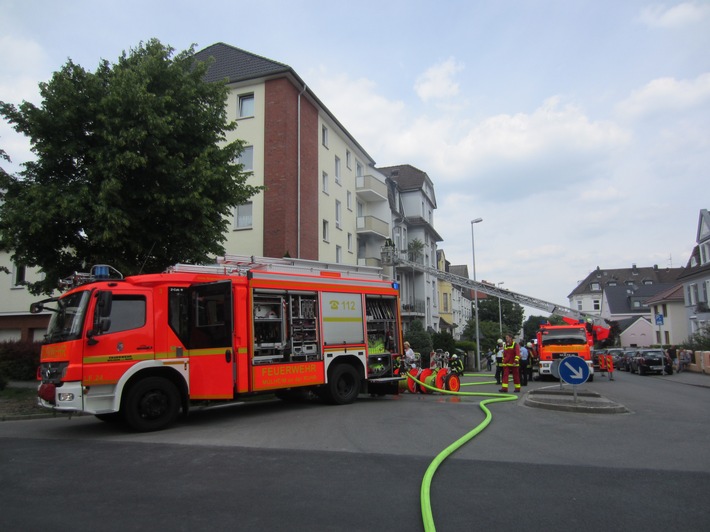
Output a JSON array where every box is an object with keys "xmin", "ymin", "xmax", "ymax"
[
  {"xmin": 471, "ymin": 218, "xmax": 483, "ymax": 371},
  {"xmin": 497, "ymin": 282, "xmax": 505, "ymax": 336}
]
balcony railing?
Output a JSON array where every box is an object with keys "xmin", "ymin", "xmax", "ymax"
[
  {"xmin": 356, "ymin": 174, "xmax": 388, "ymax": 202},
  {"xmin": 401, "ymin": 299, "xmax": 426, "ymax": 315},
  {"xmin": 357, "ymin": 215, "xmax": 389, "ymax": 238}
]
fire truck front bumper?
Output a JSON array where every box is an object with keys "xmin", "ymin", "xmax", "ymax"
[{"xmin": 37, "ymin": 381, "xmax": 85, "ymax": 412}]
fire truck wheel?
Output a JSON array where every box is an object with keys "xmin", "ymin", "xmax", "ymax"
[
  {"xmin": 123, "ymin": 377, "xmax": 180, "ymax": 432},
  {"xmin": 325, "ymin": 364, "xmax": 360, "ymax": 405}
]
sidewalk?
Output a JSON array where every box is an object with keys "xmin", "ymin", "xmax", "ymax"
[{"xmin": 524, "ymin": 369, "xmax": 709, "ymax": 414}]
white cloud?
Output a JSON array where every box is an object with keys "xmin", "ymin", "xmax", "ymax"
[
  {"xmin": 639, "ymin": 2, "xmax": 710, "ymax": 28},
  {"xmin": 616, "ymin": 73, "xmax": 710, "ymax": 118},
  {"xmin": 414, "ymin": 57, "xmax": 464, "ymax": 102}
]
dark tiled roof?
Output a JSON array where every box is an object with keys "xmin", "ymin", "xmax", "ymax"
[
  {"xmin": 378, "ymin": 164, "xmax": 430, "ymax": 192},
  {"xmin": 605, "ymin": 284, "xmax": 674, "ymax": 315},
  {"xmin": 568, "ymin": 265, "xmax": 684, "ymax": 298},
  {"xmin": 644, "ymin": 283, "xmax": 684, "ymax": 305},
  {"xmin": 193, "ymin": 42, "xmax": 291, "ymax": 84}
]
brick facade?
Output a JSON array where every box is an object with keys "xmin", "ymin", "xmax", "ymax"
[{"xmin": 263, "ymin": 78, "xmax": 319, "ymax": 260}]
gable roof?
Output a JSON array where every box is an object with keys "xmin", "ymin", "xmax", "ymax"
[
  {"xmin": 604, "ymin": 283, "xmax": 674, "ymax": 315},
  {"xmin": 378, "ymin": 164, "xmax": 437, "ymax": 206},
  {"xmin": 193, "ymin": 42, "xmax": 291, "ymax": 84},
  {"xmin": 677, "ymin": 208, "xmax": 710, "ymax": 281},
  {"xmin": 644, "ymin": 283, "xmax": 684, "ymax": 305},
  {"xmin": 568, "ymin": 264, "xmax": 684, "ymax": 298}
]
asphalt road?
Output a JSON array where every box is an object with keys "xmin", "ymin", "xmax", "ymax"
[{"xmin": 1, "ymin": 370, "xmax": 708, "ymax": 531}]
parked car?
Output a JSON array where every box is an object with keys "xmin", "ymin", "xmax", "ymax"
[
  {"xmin": 618, "ymin": 349, "xmax": 637, "ymax": 371},
  {"xmin": 630, "ymin": 349, "xmax": 673, "ymax": 375}
]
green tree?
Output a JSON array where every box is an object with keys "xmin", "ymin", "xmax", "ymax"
[
  {"xmin": 431, "ymin": 330, "xmax": 456, "ymax": 354},
  {"xmin": 477, "ymin": 296, "xmax": 524, "ymax": 335},
  {"xmin": 522, "ymin": 314, "xmax": 565, "ymax": 340},
  {"xmin": 0, "ymin": 39, "xmax": 262, "ymax": 294},
  {"xmin": 405, "ymin": 319, "xmax": 433, "ymax": 356}
]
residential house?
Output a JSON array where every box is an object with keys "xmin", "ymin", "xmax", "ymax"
[
  {"xmin": 676, "ymin": 208, "xmax": 710, "ymax": 338},
  {"xmin": 568, "ymin": 264, "xmax": 684, "ymax": 318},
  {"xmin": 379, "ymin": 164, "xmax": 443, "ymax": 334},
  {"xmin": 194, "ymin": 42, "xmax": 390, "ymax": 265},
  {"xmin": 449, "ymin": 264, "xmax": 473, "ymax": 340},
  {"xmin": 644, "ymin": 284, "xmax": 687, "ymax": 346}
]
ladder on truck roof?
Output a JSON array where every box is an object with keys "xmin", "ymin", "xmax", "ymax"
[
  {"xmin": 169, "ymin": 254, "xmax": 388, "ymax": 281},
  {"xmin": 395, "ymin": 258, "xmax": 601, "ymax": 325}
]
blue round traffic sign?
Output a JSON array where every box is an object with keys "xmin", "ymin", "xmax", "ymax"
[{"xmin": 558, "ymin": 356, "xmax": 590, "ymax": 385}]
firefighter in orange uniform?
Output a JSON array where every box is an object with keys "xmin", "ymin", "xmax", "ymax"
[
  {"xmin": 499, "ymin": 333, "xmax": 521, "ymax": 393},
  {"xmin": 606, "ymin": 353, "xmax": 615, "ymax": 381}
]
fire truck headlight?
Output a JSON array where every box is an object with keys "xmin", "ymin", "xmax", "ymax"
[{"xmin": 58, "ymin": 392, "xmax": 75, "ymax": 402}]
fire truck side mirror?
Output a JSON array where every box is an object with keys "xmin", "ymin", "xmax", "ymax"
[{"xmin": 87, "ymin": 291, "xmax": 113, "ymax": 345}]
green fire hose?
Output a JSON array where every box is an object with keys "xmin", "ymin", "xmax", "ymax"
[{"xmin": 406, "ymin": 372, "xmax": 519, "ymax": 532}]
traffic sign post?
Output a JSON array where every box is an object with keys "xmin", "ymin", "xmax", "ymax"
[{"xmin": 558, "ymin": 356, "xmax": 590, "ymax": 402}]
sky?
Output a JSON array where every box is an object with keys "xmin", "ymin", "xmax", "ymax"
[{"xmin": 1, "ymin": 0, "xmax": 709, "ymax": 313}]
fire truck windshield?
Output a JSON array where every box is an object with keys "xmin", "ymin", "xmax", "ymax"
[
  {"xmin": 541, "ymin": 329, "xmax": 587, "ymax": 346},
  {"xmin": 44, "ymin": 291, "xmax": 91, "ymax": 343}
]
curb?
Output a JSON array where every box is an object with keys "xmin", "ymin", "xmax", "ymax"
[{"xmin": 524, "ymin": 388, "xmax": 629, "ymax": 414}]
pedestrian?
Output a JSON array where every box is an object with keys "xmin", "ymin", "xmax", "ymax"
[
  {"xmin": 525, "ymin": 342, "xmax": 535, "ymax": 383},
  {"xmin": 486, "ymin": 349, "xmax": 493, "ymax": 371},
  {"xmin": 679, "ymin": 349, "xmax": 691, "ymax": 372},
  {"xmin": 667, "ymin": 345, "xmax": 678, "ymax": 372},
  {"xmin": 494, "ymin": 339, "xmax": 504, "ymax": 385},
  {"xmin": 499, "ymin": 333, "xmax": 521, "ymax": 393},
  {"xmin": 519, "ymin": 342, "xmax": 530, "ymax": 386},
  {"xmin": 403, "ymin": 341, "xmax": 416, "ymax": 368}
]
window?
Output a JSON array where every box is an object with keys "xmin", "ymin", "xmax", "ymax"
[
  {"xmin": 234, "ymin": 202, "xmax": 253, "ymax": 229},
  {"xmin": 108, "ymin": 295, "xmax": 147, "ymax": 333},
  {"xmin": 347, "ymin": 233, "xmax": 353, "ymax": 252},
  {"xmin": 322, "ymin": 220, "xmax": 329, "ymax": 242},
  {"xmin": 593, "ymin": 299, "xmax": 600, "ymax": 311},
  {"xmin": 346, "ymin": 150, "xmax": 352, "ymax": 169},
  {"xmin": 238, "ymin": 94, "xmax": 254, "ymax": 118},
  {"xmin": 590, "ymin": 282, "xmax": 601, "ymax": 291},
  {"xmin": 443, "ymin": 293, "xmax": 449, "ymax": 312},
  {"xmin": 336, "ymin": 245, "xmax": 342, "ymax": 263},
  {"xmin": 356, "ymin": 161, "xmax": 363, "ymax": 177},
  {"xmin": 577, "ymin": 300, "xmax": 583, "ymax": 311},
  {"xmin": 335, "ymin": 156, "xmax": 341, "ymax": 184},
  {"xmin": 335, "ymin": 200, "xmax": 342, "ymax": 229},
  {"xmin": 662, "ymin": 304, "xmax": 668, "ymax": 317},
  {"xmin": 346, "ymin": 190, "xmax": 352, "ymax": 210},
  {"xmin": 322, "ymin": 172, "xmax": 329, "ymax": 193},
  {"xmin": 322, "ymin": 125, "xmax": 329, "ymax": 147},
  {"xmin": 239, "ymin": 146, "xmax": 253, "ymax": 172},
  {"xmin": 13, "ymin": 264, "xmax": 26, "ymax": 288}
]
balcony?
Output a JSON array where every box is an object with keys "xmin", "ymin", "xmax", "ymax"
[
  {"xmin": 357, "ymin": 215, "xmax": 389, "ymax": 238},
  {"xmin": 356, "ymin": 174, "xmax": 388, "ymax": 202},
  {"xmin": 401, "ymin": 299, "xmax": 426, "ymax": 316},
  {"xmin": 358, "ymin": 257, "xmax": 382, "ymax": 268}
]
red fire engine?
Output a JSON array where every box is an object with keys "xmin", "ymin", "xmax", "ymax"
[
  {"xmin": 536, "ymin": 323, "xmax": 595, "ymax": 382},
  {"xmin": 34, "ymin": 256, "xmax": 404, "ymax": 431}
]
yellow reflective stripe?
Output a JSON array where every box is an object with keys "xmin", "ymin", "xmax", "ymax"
[{"xmin": 84, "ymin": 353, "xmax": 154, "ymax": 364}]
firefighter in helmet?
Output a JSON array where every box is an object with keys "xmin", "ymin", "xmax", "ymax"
[
  {"xmin": 450, "ymin": 353, "xmax": 464, "ymax": 375},
  {"xmin": 499, "ymin": 333, "xmax": 521, "ymax": 393}
]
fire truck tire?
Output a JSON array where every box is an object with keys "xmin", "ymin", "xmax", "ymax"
[
  {"xmin": 325, "ymin": 364, "xmax": 360, "ymax": 405},
  {"xmin": 123, "ymin": 376, "xmax": 180, "ymax": 432}
]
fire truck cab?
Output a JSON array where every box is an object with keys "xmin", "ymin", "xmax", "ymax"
[
  {"xmin": 536, "ymin": 323, "xmax": 595, "ymax": 382},
  {"xmin": 35, "ymin": 256, "xmax": 404, "ymax": 431}
]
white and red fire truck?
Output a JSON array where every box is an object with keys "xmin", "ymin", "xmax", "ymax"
[{"xmin": 34, "ymin": 256, "xmax": 404, "ymax": 431}]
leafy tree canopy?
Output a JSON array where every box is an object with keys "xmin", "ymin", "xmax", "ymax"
[
  {"xmin": 0, "ymin": 39, "xmax": 262, "ymax": 294},
  {"xmin": 405, "ymin": 319, "xmax": 433, "ymax": 355}
]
